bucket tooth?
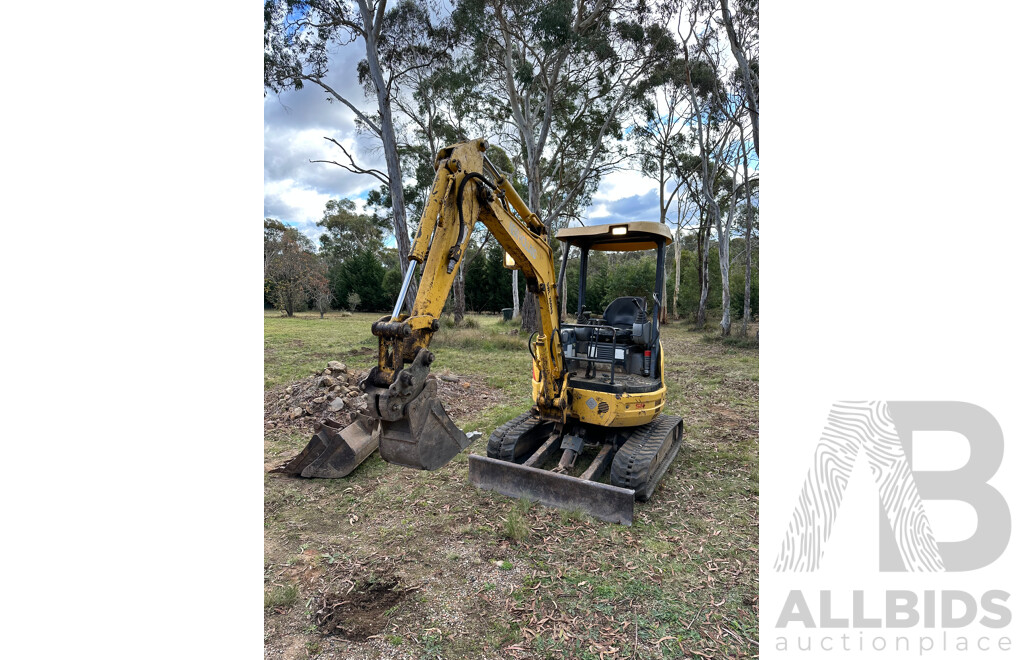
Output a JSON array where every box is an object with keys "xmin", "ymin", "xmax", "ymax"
[{"xmin": 378, "ymin": 379, "xmax": 473, "ymax": 470}]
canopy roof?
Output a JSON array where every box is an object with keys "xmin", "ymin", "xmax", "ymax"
[{"xmin": 555, "ymin": 221, "xmax": 673, "ymax": 251}]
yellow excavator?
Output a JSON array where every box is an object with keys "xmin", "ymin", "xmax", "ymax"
[{"xmin": 272, "ymin": 139, "xmax": 683, "ymax": 524}]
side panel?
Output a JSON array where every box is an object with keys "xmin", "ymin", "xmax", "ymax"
[{"xmin": 568, "ymin": 387, "xmax": 666, "ymax": 427}]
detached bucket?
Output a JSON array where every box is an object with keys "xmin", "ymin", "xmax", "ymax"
[
  {"xmin": 378, "ymin": 379, "xmax": 473, "ymax": 470},
  {"xmin": 270, "ymin": 414, "xmax": 379, "ymax": 478}
]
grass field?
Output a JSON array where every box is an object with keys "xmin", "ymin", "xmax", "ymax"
[{"xmin": 264, "ymin": 310, "xmax": 758, "ymax": 659}]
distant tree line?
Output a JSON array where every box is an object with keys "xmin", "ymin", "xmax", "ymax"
[{"xmin": 265, "ymin": 203, "xmax": 757, "ymax": 322}]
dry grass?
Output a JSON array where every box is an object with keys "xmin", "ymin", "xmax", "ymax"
[{"xmin": 263, "ymin": 311, "xmax": 758, "ymax": 659}]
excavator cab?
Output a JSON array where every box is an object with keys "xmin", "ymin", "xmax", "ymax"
[
  {"xmin": 470, "ymin": 222, "xmax": 682, "ymax": 524},
  {"xmin": 546, "ymin": 221, "xmax": 671, "ymax": 427}
]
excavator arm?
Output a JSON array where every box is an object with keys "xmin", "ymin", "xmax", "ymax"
[
  {"xmin": 272, "ymin": 138, "xmax": 565, "ymax": 478},
  {"xmin": 360, "ymin": 139, "xmax": 566, "ymax": 470}
]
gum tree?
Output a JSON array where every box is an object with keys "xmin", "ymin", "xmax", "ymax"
[
  {"xmin": 452, "ymin": 0, "xmax": 678, "ymax": 332},
  {"xmin": 265, "ymin": 0, "xmax": 430, "ymax": 311}
]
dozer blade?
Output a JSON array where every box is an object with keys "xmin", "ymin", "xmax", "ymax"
[
  {"xmin": 468, "ymin": 454, "xmax": 635, "ymax": 525},
  {"xmin": 377, "ymin": 379, "xmax": 473, "ymax": 470},
  {"xmin": 269, "ymin": 414, "xmax": 379, "ymax": 478}
]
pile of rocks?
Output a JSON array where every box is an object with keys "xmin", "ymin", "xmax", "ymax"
[
  {"xmin": 266, "ymin": 360, "xmax": 509, "ymax": 437},
  {"xmin": 265, "ymin": 361, "xmax": 367, "ymax": 430}
]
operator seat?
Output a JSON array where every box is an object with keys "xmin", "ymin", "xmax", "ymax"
[{"xmin": 602, "ymin": 296, "xmax": 646, "ymax": 331}]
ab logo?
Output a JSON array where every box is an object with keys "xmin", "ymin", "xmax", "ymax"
[{"xmin": 775, "ymin": 401, "xmax": 1010, "ymax": 572}]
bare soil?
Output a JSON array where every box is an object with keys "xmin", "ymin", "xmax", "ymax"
[{"xmin": 313, "ymin": 568, "xmax": 406, "ymax": 642}]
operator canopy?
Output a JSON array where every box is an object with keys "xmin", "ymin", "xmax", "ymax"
[{"xmin": 555, "ymin": 221, "xmax": 673, "ymax": 251}]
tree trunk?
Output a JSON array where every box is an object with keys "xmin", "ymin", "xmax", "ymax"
[
  {"xmin": 682, "ymin": 38, "xmax": 726, "ymax": 333},
  {"xmin": 520, "ymin": 281, "xmax": 539, "ymax": 333},
  {"xmin": 717, "ymin": 188, "xmax": 735, "ymax": 337},
  {"xmin": 698, "ymin": 175, "xmax": 723, "ymax": 335},
  {"xmin": 741, "ymin": 137, "xmax": 753, "ymax": 338},
  {"xmin": 512, "ymin": 269, "xmax": 520, "ymax": 319},
  {"xmin": 283, "ymin": 286, "xmax": 296, "ymax": 317},
  {"xmin": 560, "ymin": 248, "xmax": 569, "ymax": 322},
  {"xmin": 672, "ymin": 229, "xmax": 681, "ymax": 319},
  {"xmin": 453, "ymin": 263, "xmax": 466, "ymax": 325},
  {"xmin": 696, "ymin": 229, "xmax": 710, "ymax": 329},
  {"xmin": 357, "ymin": 0, "xmax": 416, "ymax": 312},
  {"xmin": 519, "ymin": 177, "xmax": 544, "ymax": 334},
  {"xmin": 716, "ymin": 157, "xmax": 741, "ymax": 337},
  {"xmin": 658, "ymin": 155, "xmax": 668, "ymax": 324}
]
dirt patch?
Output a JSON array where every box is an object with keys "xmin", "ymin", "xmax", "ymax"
[
  {"xmin": 264, "ymin": 361, "xmax": 509, "ymax": 439},
  {"xmin": 314, "ymin": 569, "xmax": 407, "ymax": 641}
]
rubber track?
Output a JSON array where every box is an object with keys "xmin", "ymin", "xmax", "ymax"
[
  {"xmin": 610, "ymin": 414, "xmax": 683, "ymax": 501},
  {"xmin": 486, "ymin": 411, "xmax": 546, "ymax": 462}
]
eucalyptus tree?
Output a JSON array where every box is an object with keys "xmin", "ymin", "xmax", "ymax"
[
  {"xmin": 632, "ymin": 56, "xmax": 696, "ymax": 322},
  {"xmin": 737, "ymin": 130, "xmax": 758, "ymax": 336},
  {"xmin": 452, "ymin": 0, "xmax": 678, "ymax": 332},
  {"xmin": 317, "ymin": 198, "xmax": 389, "ymax": 263},
  {"xmin": 633, "ymin": 58, "xmax": 694, "ymax": 226},
  {"xmin": 719, "ymin": 0, "xmax": 758, "ymax": 156},
  {"xmin": 679, "ymin": 5, "xmax": 738, "ymax": 333},
  {"xmin": 265, "ymin": 0, "xmax": 447, "ymax": 312},
  {"xmin": 671, "ymin": 185, "xmax": 699, "ymax": 318},
  {"xmin": 716, "ymin": 137, "xmax": 744, "ymax": 336},
  {"xmin": 387, "ymin": 13, "xmax": 497, "ymax": 325}
]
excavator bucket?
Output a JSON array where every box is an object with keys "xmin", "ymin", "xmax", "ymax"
[
  {"xmin": 270, "ymin": 414, "xmax": 379, "ymax": 478},
  {"xmin": 376, "ymin": 378, "xmax": 473, "ymax": 470},
  {"xmin": 271, "ymin": 351, "xmax": 474, "ymax": 477}
]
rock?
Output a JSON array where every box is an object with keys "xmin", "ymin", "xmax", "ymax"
[
  {"xmin": 285, "ymin": 386, "xmax": 293, "ymax": 395},
  {"xmin": 331, "ymin": 385, "xmax": 343, "ymax": 394},
  {"xmin": 289, "ymin": 406, "xmax": 304, "ymax": 420},
  {"xmin": 312, "ymin": 396, "xmax": 326, "ymax": 404},
  {"xmin": 327, "ymin": 361, "xmax": 347, "ymax": 373},
  {"xmin": 346, "ymin": 390, "xmax": 359, "ymax": 398},
  {"xmin": 346, "ymin": 387, "xmax": 359, "ymax": 395},
  {"xmin": 440, "ymin": 374, "xmax": 459, "ymax": 383},
  {"xmin": 319, "ymin": 376, "xmax": 336, "ymax": 389},
  {"xmin": 329, "ymin": 398, "xmax": 346, "ymax": 412}
]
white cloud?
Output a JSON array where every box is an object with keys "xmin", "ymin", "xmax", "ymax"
[
  {"xmin": 592, "ymin": 168, "xmax": 658, "ymax": 203},
  {"xmin": 264, "ymin": 179, "xmax": 333, "ymax": 244},
  {"xmin": 588, "ymin": 203, "xmax": 610, "ymax": 219}
]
